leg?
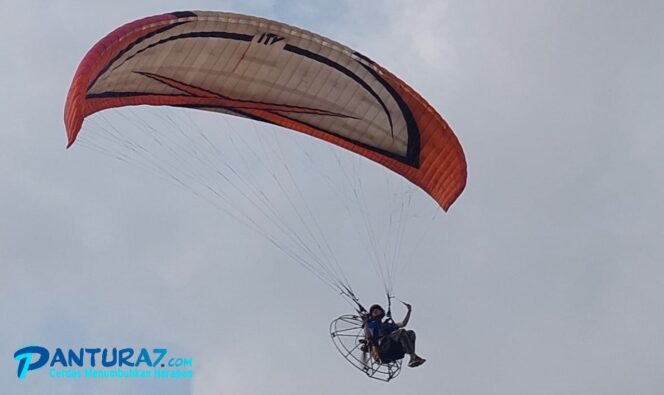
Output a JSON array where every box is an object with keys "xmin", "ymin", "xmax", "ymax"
[
  {"xmin": 390, "ymin": 329, "xmax": 425, "ymax": 367},
  {"xmin": 390, "ymin": 329, "xmax": 416, "ymax": 354}
]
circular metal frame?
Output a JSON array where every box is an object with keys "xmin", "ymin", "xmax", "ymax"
[{"xmin": 330, "ymin": 314, "xmax": 402, "ymax": 382}]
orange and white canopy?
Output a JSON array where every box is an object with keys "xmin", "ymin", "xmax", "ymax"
[{"xmin": 65, "ymin": 11, "xmax": 467, "ymax": 210}]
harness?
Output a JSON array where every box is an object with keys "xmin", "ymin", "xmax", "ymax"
[{"xmin": 367, "ymin": 293, "xmax": 398, "ymax": 345}]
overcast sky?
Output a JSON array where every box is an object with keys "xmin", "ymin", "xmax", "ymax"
[{"xmin": 2, "ymin": 1, "xmax": 664, "ymax": 394}]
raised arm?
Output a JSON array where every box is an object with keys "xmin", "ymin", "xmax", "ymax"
[{"xmin": 397, "ymin": 302, "xmax": 412, "ymax": 328}]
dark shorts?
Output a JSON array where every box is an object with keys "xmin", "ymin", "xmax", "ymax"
[{"xmin": 379, "ymin": 335, "xmax": 405, "ymax": 363}]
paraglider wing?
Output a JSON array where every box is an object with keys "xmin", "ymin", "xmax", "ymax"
[{"xmin": 65, "ymin": 11, "xmax": 466, "ymax": 210}]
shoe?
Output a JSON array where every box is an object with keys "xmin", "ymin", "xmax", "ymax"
[{"xmin": 408, "ymin": 357, "xmax": 426, "ymax": 367}]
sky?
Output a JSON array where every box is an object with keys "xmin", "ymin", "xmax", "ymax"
[{"xmin": 2, "ymin": 0, "xmax": 664, "ymax": 394}]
